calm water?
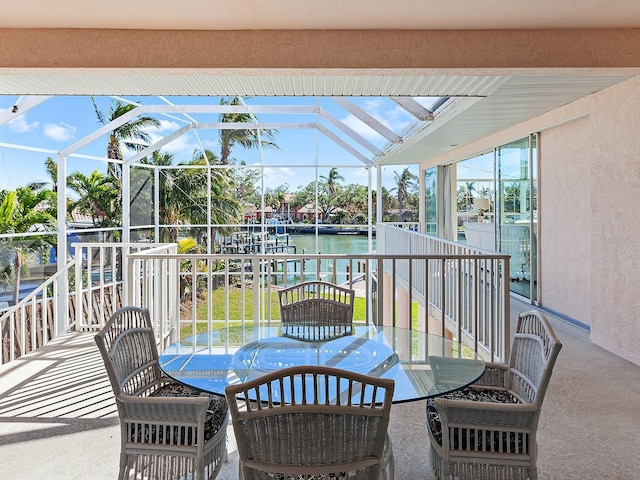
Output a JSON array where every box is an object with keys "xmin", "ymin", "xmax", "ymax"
[
  {"xmin": 277, "ymin": 234, "xmax": 376, "ymax": 284},
  {"xmin": 288, "ymin": 233, "xmax": 375, "ymax": 255}
]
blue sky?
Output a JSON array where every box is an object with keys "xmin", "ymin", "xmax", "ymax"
[{"xmin": 0, "ymin": 95, "xmax": 428, "ymax": 193}]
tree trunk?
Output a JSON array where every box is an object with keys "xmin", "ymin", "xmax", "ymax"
[{"xmin": 12, "ymin": 251, "xmax": 21, "ymax": 306}]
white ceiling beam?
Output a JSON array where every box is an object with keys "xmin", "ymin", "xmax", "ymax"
[
  {"xmin": 196, "ymin": 122, "xmax": 316, "ymax": 130},
  {"xmin": 330, "ymin": 97, "xmax": 401, "ymax": 143},
  {"xmin": 60, "ymin": 106, "xmax": 142, "ymax": 156},
  {"xmin": 126, "ymin": 124, "xmax": 195, "ymax": 165},
  {"xmin": 0, "ymin": 95, "xmax": 52, "ymax": 127},
  {"xmin": 157, "ymin": 95, "xmax": 198, "ymax": 124},
  {"xmin": 127, "ymin": 122, "xmax": 318, "ymax": 165},
  {"xmin": 317, "ymin": 124, "xmax": 371, "ymax": 165},
  {"xmin": 373, "ymin": 96, "xmax": 484, "ymax": 164},
  {"xmin": 0, "ymin": 141, "xmax": 57, "ymax": 154},
  {"xmin": 390, "ymin": 97, "xmax": 434, "ymax": 120},
  {"xmin": 140, "ymin": 104, "xmax": 319, "ymax": 115},
  {"xmin": 318, "ymin": 107, "xmax": 382, "ymax": 156}
]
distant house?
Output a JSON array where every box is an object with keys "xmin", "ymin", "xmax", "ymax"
[
  {"xmin": 243, "ymin": 203, "xmax": 274, "ymax": 222},
  {"xmin": 243, "ymin": 203, "xmax": 257, "ymax": 222},
  {"xmin": 293, "ymin": 204, "xmax": 322, "ymax": 222},
  {"xmin": 69, "ymin": 209, "xmax": 97, "ymax": 229},
  {"xmin": 384, "ymin": 209, "xmax": 416, "ymax": 222}
]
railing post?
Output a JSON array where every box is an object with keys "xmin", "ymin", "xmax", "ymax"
[{"xmin": 253, "ymin": 258, "xmax": 260, "ymax": 327}]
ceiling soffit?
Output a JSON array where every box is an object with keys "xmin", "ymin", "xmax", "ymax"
[{"xmin": 0, "ymin": 74, "xmax": 510, "ymax": 97}]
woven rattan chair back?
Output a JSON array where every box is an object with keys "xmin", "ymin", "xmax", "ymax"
[
  {"xmin": 507, "ymin": 310, "xmax": 563, "ymax": 405},
  {"xmin": 95, "ymin": 306, "xmax": 228, "ymax": 480},
  {"xmin": 426, "ymin": 309, "xmax": 563, "ymax": 480},
  {"xmin": 278, "ymin": 281, "xmax": 355, "ymax": 340},
  {"xmin": 225, "ymin": 365, "xmax": 394, "ymax": 480},
  {"xmin": 95, "ymin": 306, "xmax": 163, "ymax": 398}
]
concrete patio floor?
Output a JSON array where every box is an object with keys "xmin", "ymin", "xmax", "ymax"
[{"xmin": 1, "ymin": 298, "xmax": 640, "ymax": 479}]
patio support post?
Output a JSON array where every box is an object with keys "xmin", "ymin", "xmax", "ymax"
[
  {"xmin": 122, "ymin": 164, "xmax": 130, "ymax": 244},
  {"xmin": 154, "ymin": 167, "xmax": 160, "ymax": 243},
  {"xmin": 418, "ymin": 166, "xmax": 425, "ymax": 233},
  {"xmin": 55, "ymin": 152, "xmax": 68, "ymax": 335},
  {"xmin": 366, "ymin": 167, "xmax": 374, "ymax": 322},
  {"xmin": 376, "ymin": 165, "xmax": 383, "ymax": 232},
  {"xmin": 375, "ymin": 165, "xmax": 384, "ymax": 326}
]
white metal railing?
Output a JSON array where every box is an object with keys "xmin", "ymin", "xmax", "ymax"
[
  {"xmin": 72, "ymin": 242, "xmax": 177, "ymax": 331},
  {"xmin": 377, "ymin": 223, "xmax": 511, "ymax": 361},
  {"xmin": 0, "ymin": 242, "xmax": 172, "ymax": 364},
  {"xmin": 1, "ymin": 231, "xmax": 510, "ymax": 364},
  {"xmin": 0, "ymin": 259, "xmax": 72, "ymax": 363},
  {"xmin": 127, "ymin": 230, "xmax": 510, "ymax": 361},
  {"xmin": 125, "ymin": 243, "xmax": 180, "ymax": 346}
]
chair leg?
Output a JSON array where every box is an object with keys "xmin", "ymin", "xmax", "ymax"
[
  {"xmin": 441, "ymin": 461, "xmax": 450, "ymax": 480},
  {"xmin": 387, "ymin": 454, "xmax": 394, "ymax": 480},
  {"xmin": 195, "ymin": 458, "xmax": 205, "ymax": 480},
  {"xmin": 117, "ymin": 453, "xmax": 128, "ymax": 480}
]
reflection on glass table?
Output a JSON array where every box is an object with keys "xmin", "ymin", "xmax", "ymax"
[{"xmin": 159, "ymin": 324, "xmax": 485, "ymax": 404}]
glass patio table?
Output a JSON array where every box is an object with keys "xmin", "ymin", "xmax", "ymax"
[{"xmin": 158, "ymin": 323, "xmax": 485, "ymax": 404}]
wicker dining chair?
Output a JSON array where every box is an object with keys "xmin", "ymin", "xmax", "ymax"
[
  {"xmin": 426, "ymin": 310, "xmax": 562, "ymax": 480},
  {"xmin": 278, "ymin": 281, "xmax": 355, "ymax": 340},
  {"xmin": 95, "ymin": 306, "xmax": 229, "ymax": 480},
  {"xmin": 225, "ymin": 365, "xmax": 395, "ymax": 480}
]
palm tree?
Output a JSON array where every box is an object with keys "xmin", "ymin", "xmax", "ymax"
[
  {"xmin": 191, "ymin": 148, "xmax": 219, "ymax": 165},
  {"xmin": 380, "ymin": 186, "xmax": 398, "ymax": 220},
  {"xmin": 218, "ymin": 96, "xmax": 279, "ymax": 165},
  {"xmin": 142, "ymin": 149, "xmax": 241, "ymax": 244},
  {"xmin": 504, "ymin": 183, "xmax": 521, "ymax": 213},
  {"xmin": 25, "ymin": 157, "xmax": 60, "ymax": 220},
  {"xmin": 91, "ymin": 98, "xmax": 160, "ymax": 177},
  {"xmin": 67, "ymin": 170, "xmax": 118, "ymax": 227},
  {"xmin": 139, "ymin": 150, "xmax": 192, "ymax": 243},
  {"xmin": 464, "ymin": 181, "xmax": 476, "ymax": 208},
  {"xmin": 276, "ymin": 189, "xmax": 287, "ymax": 218},
  {"xmin": 393, "ymin": 167, "xmax": 418, "ymax": 216},
  {"xmin": 320, "ymin": 168, "xmax": 344, "ymax": 223},
  {"xmin": 135, "ymin": 150, "xmax": 175, "ymax": 240},
  {"xmin": 187, "ymin": 149, "xmax": 242, "ymax": 233},
  {"xmin": 0, "ymin": 188, "xmax": 56, "ymax": 305},
  {"xmin": 27, "ymin": 157, "xmax": 58, "ymax": 193}
]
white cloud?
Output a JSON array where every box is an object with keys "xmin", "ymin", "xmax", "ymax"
[
  {"xmin": 363, "ymin": 99, "xmax": 384, "ymax": 111},
  {"xmin": 142, "ymin": 130, "xmax": 196, "ymax": 157},
  {"xmin": 139, "ymin": 122, "xmax": 222, "ymax": 159},
  {"xmin": 383, "ymin": 105, "xmax": 413, "ymax": 130},
  {"xmin": 7, "ymin": 113, "xmax": 39, "ymax": 133},
  {"xmin": 262, "ymin": 166, "xmax": 297, "ymax": 187},
  {"xmin": 43, "ymin": 122, "xmax": 76, "ymax": 141},
  {"xmin": 155, "ymin": 119, "xmax": 181, "ymax": 131},
  {"xmin": 201, "ymin": 139, "xmax": 219, "ymax": 150}
]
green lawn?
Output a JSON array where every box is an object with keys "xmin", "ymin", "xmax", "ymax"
[{"xmin": 180, "ymin": 286, "xmax": 416, "ymax": 338}]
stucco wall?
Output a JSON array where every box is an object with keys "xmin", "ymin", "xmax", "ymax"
[
  {"xmin": 578, "ymin": 77, "xmax": 640, "ymax": 364},
  {"xmin": 425, "ymin": 75, "xmax": 640, "ymax": 365},
  {"xmin": 539, "ymin": 116, "xmax": 593, "ymax": 328}
]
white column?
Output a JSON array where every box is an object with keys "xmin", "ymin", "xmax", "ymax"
[{"xmin": 55, "ymin": 153, "xmax": 68, "ymax": 335}]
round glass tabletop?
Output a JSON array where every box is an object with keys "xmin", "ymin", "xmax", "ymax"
[{"xmin": 159, "ymin": 323, "xmax": 485, "ymax": 403}]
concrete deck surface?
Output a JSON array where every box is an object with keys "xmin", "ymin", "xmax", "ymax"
[{"xmin": 1, "ymin": 298, "xmax": 640, "ymax": 479}]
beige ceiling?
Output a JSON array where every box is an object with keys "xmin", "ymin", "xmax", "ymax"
[
  {"xmin": 3, "ymin": 0, "xmax": 640, "ymax": 30},
  {"xmin": 2, "ymin": 1, "xmax": 640, "ymax": 165}
]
